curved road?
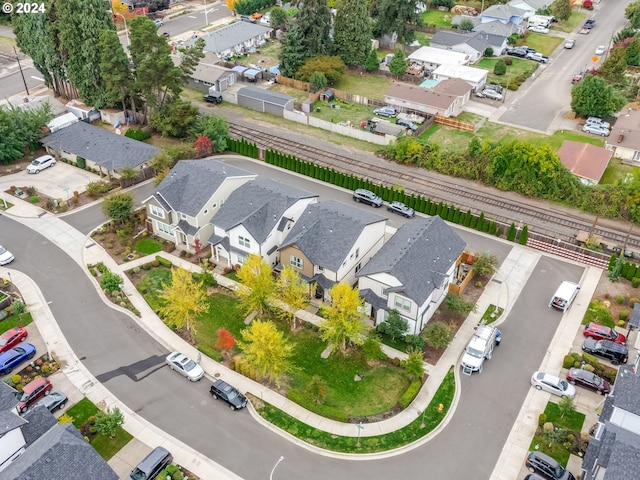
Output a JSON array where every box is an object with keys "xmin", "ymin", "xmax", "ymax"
[{"xmin": 1, "ymin": 162, "xmax": 585, "ymax": 479}]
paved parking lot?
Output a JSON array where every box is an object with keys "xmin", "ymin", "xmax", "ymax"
[{"xmin": 3, "ymin": 161, "xmax": 99, "ymax": 200}]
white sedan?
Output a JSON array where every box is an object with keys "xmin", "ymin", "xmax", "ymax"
[
  {"xmin": 0, "ymin": 246, "xmax": 14, "ymax": 266},
  {"xmin": 165, "ymin": 352, "xmax": 204, "ymax": 381},
  {"xmin": 528, "ymin": 25, "xmax": 549, "ymax": 34},
  {"xmin": 595, "ymin": 45, "xmax": 606, "ymax": 56},
  {"xmin": 531, "ymin": 371, "xmax": 576, "ymax": 398}
]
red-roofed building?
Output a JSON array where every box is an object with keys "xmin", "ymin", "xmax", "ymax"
[{"xmin": 557, "ymin": 141, "xmax": 613, "ymax": 185}]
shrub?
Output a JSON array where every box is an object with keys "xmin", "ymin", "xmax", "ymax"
[
  {"xmin": 398, "ymin": 379, "xmax": 422, "ymax": 409},
  {"xmin": 142, "ymin": 262, "xmax": 152, "ymax": 270},
  {"xmin": 124, "ymin": 127, "xmax": 151, "ymax": 141},
  {"xmin": 538, "ymin": 413, "xmax": 547, "ymax": 426},
  {"xmin": 583, "ymin": 363, "xmax": 595, "ymax": 372},
  {"xmin": 10, "ymin": 374, "xmax": 21, "ymax": 385},
  {"xmin": 155, "ymin": 255, "xmax": 172, "ymax": 267},
  {"xmin": 504, "ymin": 57, "xmax": 513, "ymax": 66},
  {"xmin": 632, "ymin": 278, "xmax": 640, "ymax": 288},
  {"xmin": 493, "ymin": 59, "xmax": 506, "ymax": 75},
  {"xmin": 619, "ymin": 310, "xmax": 629, "ymax": 321},
  {"xmin": 192, "ymin": 271, "xmax": 217, "ymax": 287},
  {"xmin": 582, "ymin": 352, "xmax": 599, "ymax": 366},
  {"xmin": 563, "ymin": 354, "xmax": 575, "ymax": 369},
  {"xmin": 86, "ymin": 180, "xmax": 112, "ymax": 197},
  {"xmin": 615, "ymin": 295, "xmax": 625, "ymax": 304},
  {"xmin": 475, "ymin": 281, "xmax": 483, "ymax": 288},
  {"xmin": 100, "ymin": 270, "xmax": 123, "ymax": 293},
  {"xmin": 405, "ymin": 334, "xmax": 424, "ymax": 350},
  {"xmin": 630, "ymin": 297, "xmax": 639, "ymax": 307}
]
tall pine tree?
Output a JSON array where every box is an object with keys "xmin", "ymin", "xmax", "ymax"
[
  {"xmin": 333, "ymin": 0, "xmax": 372, "ymax": 66},
  {"xmin": 375, "ymin": 0, "xmax": 422, "ymax": 44},
  {"xmin": 297, "ymin": 0, "xmax": 333, "ymax": 57},
  {"xmin": 279, "ymin": 23, "xmax": 307, "ymax": 78}
]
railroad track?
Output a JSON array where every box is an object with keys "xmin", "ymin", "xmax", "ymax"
[{"xmin": 228, "ymin": 122, "xmax": 640, "ymax": 252}]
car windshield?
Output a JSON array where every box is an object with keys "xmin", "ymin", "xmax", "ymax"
[
  {"xmin": 130, "ymin": 468, "xmax": 146, "ymax": 480},
  {"xmin": 610, "ymin": 330, "xmax": 618, "ymax": 340},
  {"xmin": 466, "ymin": 347, "xmax": 484, "ymax": 358},
  {"xmin": 592, "ymin": 375, "xmax": 601, "ymax": 386},
  {"xmin": 559, "ymin": 380, "xmax": 569, "ymax": 390},
  {"xmin": 554, "ymin": 465, "xmax": 566, "ymax": 477},
  {"xmin": 183, "ymin": 359, "xmax": 197, "ymax": 371},
  {"xmin": 16, "ymin": 390, "xmax": 29, "ymax": 402}
]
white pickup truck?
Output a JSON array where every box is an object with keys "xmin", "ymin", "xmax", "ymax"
[{"xmin": 461, "ymin": 324, "xmax": 501, "ymax": 375}]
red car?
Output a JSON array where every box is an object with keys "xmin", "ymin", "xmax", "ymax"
[
  {"xmin": 572, "ymin": 74, "xmax": 583, "ymax": 83},
  {"xmin": 0, "ymin": 327, "xmax": 28, "ymax": 353},
  {"xmin": 583, "ymin": 322, "xmax": 626, "ymax": 344},
  {"xmin": 567, "ymin": 368, "xmax": 610, "ymax": 395},
  {"xmin": 16, "ymin": 377, "xmax": 53, "ymax": 413}
]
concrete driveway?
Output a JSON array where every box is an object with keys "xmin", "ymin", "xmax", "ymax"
[{"xmin": 4, "ymin": 161, "xmax": 99, "ymax": 200}]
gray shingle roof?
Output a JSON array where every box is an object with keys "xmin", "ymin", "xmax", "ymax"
[
  {"xmin": 431, "ymin": 31, "xmax": 474, "ymax": 47},
  {"xmin": 279, "ymin": 200, "xmax": 386, "ymax": 271},
  {"xmin": 482, "ymin": 4, "xmax": 526, "ymax": 19},
  {"xmin": 211, "ymin": 179, "xmax": 317, "ymax": 243},
  {"xmin": 472, "ymin": 19, "xmax": 519, "ymax": 37},
  {"xmin": 357, "ymin": 216, "xmax": 466, "ymax": 305},
  {"xmin": 40, "ymin": 122, "xmax": 161, "ymax": 170},
  {"xmin": 21, "ymin": 405, "xmax": 57, "ymax": 445},
  {"xmin": 582, "ymin": 422, "xmax": 640, "ymax": 480},
  {"xmin": 237, "ymin": 86, "xmax": 295, "ymax": 107},
  {"xmin": 0, "ymin": 409, "xmax": 27, "ymax": 435},
  {"xmin": 3, "ymin": 423, "xmax": 119, "ymax": 480},
  {"xmin": 0, "ymin": 382, "xmax": 19, "ymax": 412},
  {"xmin": 151, "ymin": 159, "xmax": 255, "ymax": 217},
  {"xmin": 194, "ymin": 21, "xmax": 272, "ymax": 54},
  {"xmin": 607, "ymin": 366, "xmax": 640, "ymax": 416}
]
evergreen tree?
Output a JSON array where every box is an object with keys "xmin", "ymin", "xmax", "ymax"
[
  {"xmin": 598, "ymin": 47, "xmax": 627, "ymax": 84},
  {"xmin": 625, "ymin": 38, "xmax": 640, "ymax": 66},
  {"xmin": 365, "ymin": 49, "xmax": 380, "ymax": 72},
  {"xmin": 507, "ymin": 223, "xmax": 516, "ymax": 241},
  {"xmin": 297, "ymin": 0, "xmax": 333, "ymax": 57},
  {"xmin": 333, "ymin": 0, "xmax": 372, "ymax": 66},
  {"xmin": 375, "ymin": 0, "xmax": 422, "ymax": 44},
  {"xmin": 279, "ymin": 23, "xmax": 307, "ymax": 78},
  {"xmin": 571, "ymin": 75, "xmax": 626, "ymax": 118},
  {"xmin": 98, "ymin": 29, "xmax": 134, "ymax": 110},
  {"xmin": 519, "ymin": 225, "xmax": 529, "ymax": 245},
  {"xmin": 388, "ymin": 46, "xmax": 408, "ymax": 76}
]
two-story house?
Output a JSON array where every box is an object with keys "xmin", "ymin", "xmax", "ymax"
[
  {"xmin": 430, "ymin": 31, "xmax": 509, "ymax": 62},
  {"xmin": 278, "ymin": 201, "xmax": 387, "ymax": 301},
  {"xmin": 581, "ymin": 363, "xmax": 640, "ymax": 480},
  {"xmin": 208, "ymin": 179, "xmax": 318, "ymax": 268},
  {"xmin": 142, "ymin": 159, "xmax": 257, "ymax": 253},
  {"xmin": 356, "ymin": 216, "xmax": 466, "ymax": 336}
]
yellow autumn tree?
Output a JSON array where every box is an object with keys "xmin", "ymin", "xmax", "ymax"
[
  {"xmin": 159, "ymin": 267, "xmax": 208, "ymax": 338},
  {"xmin": 276, "ymin": 265, "xmax": 309, "ymax": 328},
  {"xmin": 236, "ymin": 254, "xmax": 276, "ymax": 316},
  {"xmin": 319, "ymin": 282, "xmax": 366, "ymax": 353},
  {"xmin": 226, "ymin": 0, "xmax": 237, "ymax": 14},
  {"xmin": 238, "ymin": 320, "xmax": 295, "ymax": 386},
  {"xmin": 111, "ymin": 0, "xmax": 136, "ymax": 20}
]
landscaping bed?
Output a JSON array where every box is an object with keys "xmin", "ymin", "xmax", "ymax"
[{"xmin": 4, "ymin": 352, "xmax": 61, "ymax": 391}]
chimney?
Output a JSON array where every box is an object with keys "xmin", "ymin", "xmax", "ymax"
[{"xmin": 617, "ymin": 131, "xmax": 624, "ymax": 143}]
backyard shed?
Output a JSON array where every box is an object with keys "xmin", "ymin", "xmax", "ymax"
[
  {"xmin": 320, "ymin": 89, "xmax": 335, "ymax": 101},
  {"xmin": 236, "ymin": 86, "xmax": 295, "ymax": 116},
  {"xmin": 243, "ymin": 68, "xmax": 262, "ymax": 82}
]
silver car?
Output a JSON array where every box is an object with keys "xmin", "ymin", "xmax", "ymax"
[
  {"xmin": 26, "ymin": 154, "xmax": 56, "ymax": 174},
  {"xmin": 36, "ymin": 391, "xmax": 67, "ymax": 412},
  {"xmin": 387, "ymin": 201, "xmax": 415, "ymax": 218},
  {"xmin": 165, "ymin": 352, "xmax": 204, "ymax": 381},
  {"xmin": 583, "ymin": 124, "xmax": 610, "ymax": 136},
  {"xmin": 585, "ymin": 116, "xmax": 610, "ymax": 129},
  {"xmin": 0, "ymin": 246, "xmax": 14, "ymax": 266},
  {"xmin": 482, "ymin": 88, "xmax": 503, "ymax": 101},
  {"xmin": 530, "ymin": 371, "xmax": 576, "ymax": 398}
]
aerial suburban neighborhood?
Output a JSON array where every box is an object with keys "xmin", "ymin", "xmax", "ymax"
[{"xmin": 2, "ymin": 0, "xmax": 640, "ymax": 479}]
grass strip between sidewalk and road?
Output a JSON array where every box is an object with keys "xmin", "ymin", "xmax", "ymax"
[{"xmin": 250, "ymin": 367, "xmax": 455, "ymax": 454}]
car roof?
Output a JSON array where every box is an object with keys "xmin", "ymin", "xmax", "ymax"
[{"xmin": 586, "ymin": 322, "xmax": 610, "ymax": 332}]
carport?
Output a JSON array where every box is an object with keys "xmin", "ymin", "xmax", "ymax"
[{"xmin": 236, "ymin": 86, "xmax": 295, "ymax": 116}]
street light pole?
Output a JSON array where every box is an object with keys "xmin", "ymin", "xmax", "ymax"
[
  {"xmin": 111, "ymin": 12, "xmax": 130, "ymax": 46},
  {"xmin": 204, "ymin": 0, "xmax": 209, "ymax": 26},
  {"xmin": 269, "ymin": 456, "xmax": 284, "ymax": 480}
]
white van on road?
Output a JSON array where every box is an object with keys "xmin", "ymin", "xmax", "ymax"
[{"xmin": 549, "ymin": 281, "xmax": 580, "ymax": 312}]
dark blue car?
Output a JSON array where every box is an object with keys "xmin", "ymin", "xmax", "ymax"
[{"xmin": 0, "ymin": 343, "xmax": 36, "ymax": 375}]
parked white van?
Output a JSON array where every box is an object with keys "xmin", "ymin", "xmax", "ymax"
[
  {"xmin": 528, "ymin": 15, "xmax": 551, "ymax": 28},
  {"xmin": 549, "ymin": 281, "xmax": 580, "ymax": 312}
]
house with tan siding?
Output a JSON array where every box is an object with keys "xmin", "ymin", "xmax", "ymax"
[{"xmin": 384, "ymin": 78, "xmax": 472, "ymax": 117}]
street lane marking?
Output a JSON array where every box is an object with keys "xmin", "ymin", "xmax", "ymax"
[
  {"xmin": 31, "ymin": 76, "xmax": 44, "ymax": 81},
  {"xmin": 188, "ymin": 15, "xmax": 197, "ymax": 18}
]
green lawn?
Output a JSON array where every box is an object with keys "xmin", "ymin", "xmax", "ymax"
[
  {"xmin": 0, "ymin": 312, "xmax": 33, "ymax": 334},
  {"xmin": 518, "ymin": 33, "xmax": 564, "ymax": 56},
  {"xmin": 134, "ymin": 238, "xmax": 162, "ymax": 255},
  {"xmin": 544, "ymin": 401, "xmax": 585, "ymax": 431},
  {"xmin": 476, "ymin": 57, "xmax": 538, "ymax": 88},
  {"xmin": 600, "ymin": 157, "xmax": 636, "ymax": 185},
  {"xmin": 254, "ymin": 368, "xmax": 455, "ymax": 453},
  {"xmin": 66, "ymin": 398, "xmax": 100, "ymax": 428},
  {"xmin": 312, "ymin": 98, "xmax": 372, "ymax": 126},
  {"xmin": 333, "ymin": 71, "xmax": 392, "ymax": 100},
  {"xmin": 422, "ymin": 10, "xmax": 454, "ymax": 28},
  {"xmin": 552, "ymin": 11, "xmax": 587, "ymax": 33},
  {"xmin": 92, "ymin": 429, "xmax": 133, "ymax": 460},
  {"xmin": 582, "ymin": 299, "xmax": 615, "ymax": 327},
  {"xmin": 414, "ymin": 32, "xmax": 431, "ymax": 46},
  {"xmin": 139, "ymin": 267, "xmax": 172, "ymax": 313}
]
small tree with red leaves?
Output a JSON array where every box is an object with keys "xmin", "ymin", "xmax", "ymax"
[
  {"xmin": 193, "ymin": 238, "xmax": 202, "ymax": 257},
  {"xmin": 194, "ymin": 135, "xmax": 212, "ymax": 158},
  {"xmin": 215, "ymin": 328, "xmax": 235, "ymax": 361}
]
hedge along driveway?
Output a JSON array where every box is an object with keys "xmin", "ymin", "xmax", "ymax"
[{"xmin": 477, "ymin": 57, "xmax": 538, "ymax": 89}]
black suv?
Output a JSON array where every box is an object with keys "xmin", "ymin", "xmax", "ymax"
[
  {"xmin": 204, "ymin": 92, "xmax": 223, "ymax": 104},
  {"xmin": 582, "ymin": 338, "xmax": 628, "ymax": 365},
  {"xmin": 525, "ymin": 451, "xmax": 575, "ymax": 480},
  {"xmin": 353, "ymin": 189, "xmax": 383, "ymax": 207},
  {"xmin": 210, "ymin": 380, "xmax": 248, "ymax": 410}
]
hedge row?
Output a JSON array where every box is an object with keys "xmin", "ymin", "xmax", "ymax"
[
  {"xmin": 608, "ymin": 253, "xmax": 640, "ymax": 282},
  {"xmin": 228, "ymin": 137, "xmax": 259, "ymax": 159}
]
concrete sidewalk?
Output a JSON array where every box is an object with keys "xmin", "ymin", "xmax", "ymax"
[{"xmin": 0, "ymin": 194, "xmax": 602, "ymax": 476}]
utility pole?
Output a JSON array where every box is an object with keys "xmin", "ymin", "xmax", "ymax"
[{"xmin": 14, "ymin": 47, "xmax": 29, "ymax": 95}]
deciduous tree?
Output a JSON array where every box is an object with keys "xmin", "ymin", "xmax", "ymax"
[
  {"xmin": 0, "ymin": 103, "xmax": 52, "ymax": 163},
  {"xmin": 159, "ymin": 267, "xmax": 208, "ymax": 336},
  {"xmin": 550, "ymin": 0, "xmax": 571, "ymax": 22},
  {"xmin": 239, "ymin": 320, "xmax": 295, "ymax": 386},
  {"xmin": 402, "ymin": 348, "xmax": 425, "ymax": 381},
  {"xmin": 150, "ymin": 99, "xmax": 199, "ymax": 138},
  {"xmin": 191, "ymin": 114, "xmax": 229, "ymax": 153},
  {"xmin": 319, "ymin": 282, "xmax": 366, "ymax": 353},
  {"xmin": 421, "ymin": 321, "xmax": 453, "ymax": 349},
  {"xmin": 377, "ymin": 309, "xmax": 408, "ymax": 340},
  {"xmin": 276, "ymin": 265, "xmax": 309, "ymax": 328},
  {"xmin": 333, "ymin": 0, "xmax": 372, "ymax": 66},
  {"xmin": 388, "ymin": 46, "xmax": 408, "ymax": 76},
  {"xmin": 296, "ymin": 55, "xmax": 346, "ymax": 84},
  {"xmin": 472, "ymin": 251, "xmax": 500, "ymax": 277},
  {"xmin": 307, "ymin": 375, "xmax": 328, "ymax": 404},
  {"xmin": 571, "ymin": 75, "xmax": 626, "ymax": 118},
  {"xmin": 102, "ymin": 193, "xmax": 134, "ymax": 225},
  {"xmin": 194, "ymin": 135, "xmax": 213, "ymax": 158},
  {"xmin": 94, "ymin": 407, "xmax": 124, "ymax": 439},
  {"xmin": 236, "ymin": 254, "xmax": 277, "ymax": 316}
]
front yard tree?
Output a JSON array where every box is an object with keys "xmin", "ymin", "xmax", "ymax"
[
  {"xmin": 98, "ymin": 29, "xmax": 134, "ymax": 110},
  {"xmin": 365, "ymin": 49, "xmax": 380, "ymax": 72},
  {"xmin": 297, "ymin": 0, "xmax": 333, "ymax": 57},
  {"xmin": 377, "ymin": 309, "xmax": 408, "ymax": 341},
  {"xmin": 571, "ymin": 75, "xmax": 626, "ymax": 119},
  {"xmin": 550, "ymin": 0, "xmax": 571, "ymax": 22},
  {"xmin": 0, "ymin": 103, "xmax": 52, "ymax": 163},
  {"xmin": 402, "ymin": 348, "xmax": 425, "ymax": 381},
  {"xmin": 102, "ymin": 193, "xmax": 134, "ymax": 225},
  {"xmin": 319, "ymin": 282, "xmax": 366, "ymax": 353},
  {"xmin": 598, "ymin": 47, "xmax": 627, "ymax": 84},
  {"xmin": 388, "ymin": 46, "xmax": 408, "ymax": 76},
  {"xmin": 493, "ymin": 59, "xmax": 506, "ymax": 75},
  {"xmin": 375, "ymin": 0, "xmax": 422, "ymax": 44},
  {"xmin": 296, "ymin": 56, "xmax": 347, "ymax": 84},
  {"xmin": 472, "ymin": 251, "xmax": 500, "ymax": 277},
  {"xmin": 159, "ymin": 267, "xmax": 208, "ymax": 335},
  {"xmin": 626, "ymin": 0, "xmax": 640, "ymax": 29},
  {"xmin": 191, "ymin": 114, "xmax": 229, "ymax": 153},
  {"xmin": 276, "ymin": 265, "xmax": 309, "ymax": 328},
  {"xmin": 333, "ymin": 0, "xmax": 372, "ymax": 66},
  {"xmin": 421, "ymin": 321, "xmax": 453, "ymax": 349},
  {"xmin": 279, "ymin": 23, "xmax": 307, "ymax": 78},
  {"xmin": 239, "ymin": 320, "xmax": 295, "ymax": 386},
  {"xmin": 236, "ymin": 254, "xmax": 277, "ymax": 316},
  {"xmin": 94, "ymin": 407, "xmax": 124, "ymax": 439},
  {"xmin": 215, "ymin": 328, "xmax": 236, "ymax": 361}
]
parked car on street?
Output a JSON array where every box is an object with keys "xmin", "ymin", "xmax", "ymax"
[
  {"xmin": 353, "ymin": 188, "xmax": 383, "ymax": 207},
  {"xmin": 373, "ymin": 106, "xmax": 397, "ymax": 117},
  {"xmin": 530, "ymin": 371, "xmax": 576, "ymax": 398},
  {"xmin": 153, "ymin": 19, "xmax": 164, "ymax": 27},
  {"xmin": 16, "ymin": 377, "xmax": 53, "ymax": 413},
  {"xmin": 564, "ymin": 39, "xmax": 576, "ymax": 49},
  {"xmin": 582, "ymin": 338, "xmax": 628, "ymax": 365},
  {"xmin": 209, "ymin": 379, "xmax": 248, "ymax": 410},
  {"xmin": 571, "ymin": 73, "xmax": 584, "ymax": 83},
  {"xmin": 26, "ymin": 154, "xmax": 56, "ymax": 174},
  {"xmin": 585, "ymin": 116, "xmax": 611, "ymax": 129},
  {"xmin": 0, "ymin": 343, "xmax": 36, "ymax": 375},
  {"xmin": 387, "ymin": 201, "xmax": 415, "ymax": 218},
  {"xmin": 585, "ymin": 18, "xmax": 596, "ymax": 27},
  {"xmin": 0, "ymin": 327, "xmax": 28, "ymax": 354},
  {"xmin": 0, "ymin": 245, "xmax": 14, "ymax": 266},
  {"xmin": 583, "ymin": 124, "xmax": 610, "ymax": 136},
  {"xmin": 583, "ymin": 322, "xmax": 626, "ymax": 344},
  {"xmin": 566, "ymin": 368, "xmax": 611, "ymax": 395},
  {"xmin": 526, "ymin": 52, "xmax": 549, "ymax": 63},
  {"xmin": 525, "ymin": 451, "xmax": 576, "ymax": 480},
  {"xmin": 528, "ymin": 25, "xmax": 549, "ymax": 34},
  {"xmin": 594, "ymin": 45, "xmax": 606, "ymax": 55},
  {"xmin": 165, "ymin": 351, "xmax": 204, "ymax": 381},
  {"xmin": 36, "ymin": 390, "xmax": 68, "ymax": 412}
]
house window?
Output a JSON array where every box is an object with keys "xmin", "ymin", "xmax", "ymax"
[
  {"xmin": 317, "ymin": 265, "xmax": 324, "ymax": 272},
  {"xmin": 204, "ymin": 209, "xmax": 208, "ymax": 215},
  {"xmin": 355, "ymin": 247, "xmax": 360, "ymax": 259},
  {"xmin": 149, "ymin": 205, "xmax": 165, "ymax": 219},
  {"xmin": 355, "ymin": 262, "xmax": 362, "ymax": 273},
  {"xmin": 382, "ymin": 287, "xmax": 389, "ymax": 298},
  {"xmin": 236, "ymin": 254, "xmax": 247, "ymax": 265},
  {"xmin": 394, "ymin": 296, "xmax": 411, "ymax": 313},
  {"xmin": 238, "ymin": 236, "xmax": 251, "ymax": 248},
  {"xmin": 181, "ymin": 213, "xmax": 187, "ymax": 220},
  {"xmin": 156, "ymin": 221, "xmax": 172, "ymax": 235},
  {"xmin": 290, "ymin": 256, "xmax": 303, "ymax": 269}
]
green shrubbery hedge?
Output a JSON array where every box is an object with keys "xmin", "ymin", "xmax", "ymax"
[{"xmin": 399, "ymin": 379, "xmax": 422, "ymax": 409}]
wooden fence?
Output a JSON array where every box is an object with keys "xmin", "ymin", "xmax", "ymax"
[{"xmin": 435, "ymin": 114, "xmax": 475, "ymax": 133}]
